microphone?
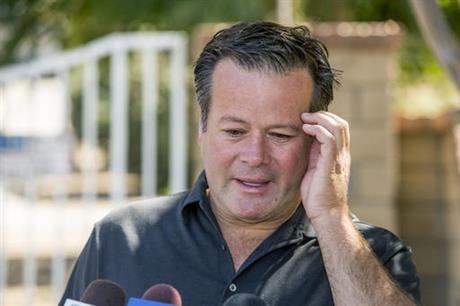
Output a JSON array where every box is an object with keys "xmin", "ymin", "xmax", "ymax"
[
  {"xmin": 63, "ymin": 279, "xmax": 126, "ymax": 306},
  {"xmin": 222, "ymin": 293, "xmax": 268, "ymax": 306},
  {"xmin": 127, "ymin": 283, "xmax": 182, "ymax": 306},
  {"xmin": 142, "ymin": 284, "xmax": 182, "ymax": 306}
]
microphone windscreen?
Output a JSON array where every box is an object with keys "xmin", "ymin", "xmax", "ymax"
[
  {"xmin": 141, "ymin": 284, "xmax": 182, "ymax": 306},
  {"xmin": 80, "ymin": 279, "xmax": 126, "ymax": 306},
  {"xmin": 222, "ymin": 293, "xmax": 267, "ymax": 306}
]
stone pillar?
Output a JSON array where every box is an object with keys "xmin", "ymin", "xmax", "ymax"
[
  {"xmin": 398, "ymin": 111, "xmax": 460, "ymax": 306},
  {"xmin": 313, "ymin": 21, "xmax": 403, "ymax": 233}
]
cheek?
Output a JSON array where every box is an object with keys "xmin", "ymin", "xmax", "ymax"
[
  {"xmin": 202, "ymin": 137, "xmax": 238, "ymax": 168},
  {"xmin": 275, "ymin": 141, "xmax": 310, "ymax": 178}
]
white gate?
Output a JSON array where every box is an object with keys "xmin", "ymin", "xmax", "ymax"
[{"xmin": 0, "ymin": 32, "xmax": 188, "ymax": 305}]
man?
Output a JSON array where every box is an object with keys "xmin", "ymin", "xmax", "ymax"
[{"xmin": 60, "ymin": 22, "xmax": 421, "ymax": 305}]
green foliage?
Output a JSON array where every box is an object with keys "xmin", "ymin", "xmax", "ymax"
[
  {"xmin": 437, "ymin": 0, "xmax": 460, "ymax": 36},
  {"xmin": 301, "ymin": 0, "xmax": 459, "ymax": 84},
  {"xmin": 2, "ymin": 0, "xmax": 458, "ymax": 83},
  {"xmin": 0, "ymin": 0, "xmax": 274, "ymax": 61}
]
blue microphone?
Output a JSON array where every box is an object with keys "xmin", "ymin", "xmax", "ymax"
[
  {"xmin": 127, "ymin": 284, "xmax": 182, "ymax": 306},
  {"xmin": 127, "ymin": 299, "xmax": 174, "ymax": 306}
]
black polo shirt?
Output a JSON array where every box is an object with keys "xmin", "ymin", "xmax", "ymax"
[{"xmin": 60, "ymin": 172, "xmax": 421, "ymax": 306}]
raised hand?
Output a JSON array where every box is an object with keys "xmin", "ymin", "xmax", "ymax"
[{"xmin": 300, "ymin": 111, "xmax": 351, "ymax": 221}]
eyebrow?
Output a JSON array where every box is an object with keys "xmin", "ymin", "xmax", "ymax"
[
  {"xmin": 219, "ymin": 115, "xmax": 247, "ymax": 125},
  {"xmin": 218, "ymin": 115, "xmax": 300, "ymax": 132}
]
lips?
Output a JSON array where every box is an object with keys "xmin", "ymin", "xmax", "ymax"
[
  {"xmin": 238, "ymin": 179, "xmax": 270, "ymax": 187},
  {"xmin": 234, "ymin": 177, "xmax": 272, "ymax": 193}
]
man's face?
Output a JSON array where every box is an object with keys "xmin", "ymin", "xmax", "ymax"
[{"xmin": 199, "ymin": 59, "xmax": 313, "ymax": 225}]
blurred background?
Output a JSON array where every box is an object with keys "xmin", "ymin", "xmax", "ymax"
[{"xmin": 0, "ymin": 0, "xmax": 459, "ymax": 305}]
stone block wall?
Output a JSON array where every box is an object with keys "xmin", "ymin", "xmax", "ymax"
[{"xmin": 398, "ymin": 111, "xmax": 460, "ymax": 306}]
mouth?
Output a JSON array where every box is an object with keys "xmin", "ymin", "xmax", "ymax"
[{"xmin": 234, "ymin": 178, "xmax": 272, "ymax": 193}]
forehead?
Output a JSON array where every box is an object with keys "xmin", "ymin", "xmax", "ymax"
[{"xmin": 210, "ymin": 59, "xmax": 313, "ymax": 116}]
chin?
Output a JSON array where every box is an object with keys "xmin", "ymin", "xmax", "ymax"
[{"xmin": 231, "ymin": 202, "xmax": 272, "ymax": 221}]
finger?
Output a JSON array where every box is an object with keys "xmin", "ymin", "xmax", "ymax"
[
  {"xmin": 319, "ymin": 112, "xmax": 350, "ymax": 148},
  {"xmin": 307, "ymin": 138, "xmax": 321, "ymax": 169},
  {"xmin": 302, "ymin": 123, "xmax": 336, "ymax": 164},
  {"xmin": 301, "ymin": 111, "xmax": 349, "ymax": 149},
  {"xmin": 301, "ymin": 112, "xmax": 350, "ymax": 149}
]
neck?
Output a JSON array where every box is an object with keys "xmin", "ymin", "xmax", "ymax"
[
  {"xmin": 210, "ymin": 198, "xmax": 297, "ymax": 239},
  {"xmin": 216, "ymin": 213, "xmax": 286, "ymax": 239},
  {"xmin": 217, "ymin": 220, "xmax": 276, "ymax": 271},
  {"xmin": 208, "ymin": 192, "xmax": 299, "ymax": 270}
]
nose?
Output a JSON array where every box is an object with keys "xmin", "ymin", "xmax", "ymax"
[{"xmin": 239, "ymin": 133, "xmax": 270, "ymax": 166}]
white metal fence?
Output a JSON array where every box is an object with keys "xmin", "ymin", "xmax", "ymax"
[{"xmin": 0, "ymin": 32, "xmax": 188, "ymax": 305}]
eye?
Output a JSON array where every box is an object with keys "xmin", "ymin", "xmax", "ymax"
[
  {"xmin": 223, "ymin": 129, "xmax": 245, "ymax": 137},
  {"xmin": 269, "ymin": 132, "xmax": 294, "ymax": 142}
]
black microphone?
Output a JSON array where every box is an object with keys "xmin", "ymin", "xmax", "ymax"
[
  {"xmin": 63, "ymin": 279, "xmax": 126, "ymax": 306},
  {"xmin": 222, "ymin": 293, "xmax": 268, "ymax": 306},
  {"xmin": 127, "ymin": 283, "xmax": 182, "ymax": 306}
]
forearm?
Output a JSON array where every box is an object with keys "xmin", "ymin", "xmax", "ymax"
[{"xmin": 312, "ymin": 211, "xmax": 417, "ymax": 306}]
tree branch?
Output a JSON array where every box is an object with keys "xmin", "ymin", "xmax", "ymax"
[{"xmin": 409, "ymin": 0, "xmax": 460, "ymax": 91}]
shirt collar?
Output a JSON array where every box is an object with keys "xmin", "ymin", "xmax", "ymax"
[
  {"xmin": 282, "ymin": 204, "xmax": 317, "ymax": 238},
  {"xmin": 181, "ymin": 171, "xmax": 208, "ymax": 209},
  {"xmin": 287, "ymin": 206, "xmax": 360, "ymax": 239}
]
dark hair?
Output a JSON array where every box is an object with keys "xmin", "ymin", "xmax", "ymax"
[{"xmin": 194, "ymin": 21, "xmax": 340, "ymax": 131}]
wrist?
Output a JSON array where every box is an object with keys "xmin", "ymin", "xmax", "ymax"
[{"xmin": 309, "ymin": 207, "xmax": 353, "ymax": 233}]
